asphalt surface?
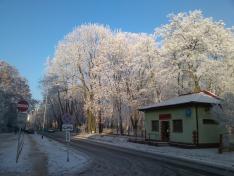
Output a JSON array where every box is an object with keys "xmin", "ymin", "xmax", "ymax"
[{"xmin": 43, "ymin": 132, "xmax": 234, "ymax": 176}]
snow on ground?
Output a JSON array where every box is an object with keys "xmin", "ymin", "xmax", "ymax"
[
  {"xmin": 0, "ymin": 133, "xmax": 89, "ymax": 176},
  {"xmin": 34, "ymin": 133, "xmax": 89, "ymax": 176},
  {"xmin": 74, "ymin": 133, "xmax": 234, "ymax": 170},
  {"xmin": 0, "ymin": 133, "xmax": 32, "ymax": 176},
  {"xmin": 77, "ymin": 133, "xmax": 128, "ymax": 143}
]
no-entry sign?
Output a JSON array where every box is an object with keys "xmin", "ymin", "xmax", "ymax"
[{"xmin": 17, "ymin": 100, "xmax": 29, "ymax": 112}]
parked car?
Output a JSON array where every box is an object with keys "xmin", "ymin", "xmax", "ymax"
[
  {"xmin": 48, "ymin": 129, "xmax": 56, "ymax": 133},
  {"xmin": 25, "ymin": 129, "xmax": 35, "ymax": 134}
]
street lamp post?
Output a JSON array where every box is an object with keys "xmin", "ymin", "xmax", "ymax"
[{"xmin": 43, "ymin": 89, "xmax": 48, "ymax": 131}]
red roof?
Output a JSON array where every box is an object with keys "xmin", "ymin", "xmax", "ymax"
[{"xmin": 201, "ymin": 90, "xmax": 220, "ymax": 99}]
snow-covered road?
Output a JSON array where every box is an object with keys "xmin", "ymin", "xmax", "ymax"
[
  {"xmin": 47, "ymin": 132, "xmax": 234, "ymax": 176},
  {"xmin": 74, "ymin": 133, "xmax": 234, "ymax": 170},
  {"xmin": 0, "ymin": 133, "xmax": 89, "ymax": 176}
]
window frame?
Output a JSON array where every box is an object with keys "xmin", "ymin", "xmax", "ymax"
[
  {"xmin": 203, "ymin": 119, "xmax": 218, "ymax": 125},
  {"xmin": 173, "ymin": 119, "xmax": 183, "ymax": 133},
  {"xmin": 151, "ymin": 120, "xmax": 159, "ymax": 132}
]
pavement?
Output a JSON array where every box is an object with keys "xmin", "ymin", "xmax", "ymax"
[
  {"xmin": 0, "ymin": 133, "xmax": 88, "ymax": 176},
  {"xmin": 27, "ymin": 135, "xmax": 48, "ymax": 176},
  {"xmin": 44, "ymin": 132, "xmax": 234, "ymax": 176},
  {"xmin": 0, "ymin": 133, "xmax": 48, "ymax": 176}
]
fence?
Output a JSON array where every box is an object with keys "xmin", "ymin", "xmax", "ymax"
[
  {"xmin": 219, "ymin": 133, "xmax": 234, "ymax": 153},
  {"xmin": 145, "ymin": 133, "xmax": 158, "ymax": 141}
]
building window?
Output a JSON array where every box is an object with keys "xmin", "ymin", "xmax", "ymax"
[
  {"xmin": 204, "ymin": 107, "xmax": 210, "ymax": 112},
  {"xmin": 203, "ymin": 119, "xmax": 218, "ymax": 125},
  {"xmin": 173, "ymin": 120, "xmax": 183, "ymax": 133},
  {"xmin": 151, "ymin": 120, "xmax": 159, "ymax": 132}
]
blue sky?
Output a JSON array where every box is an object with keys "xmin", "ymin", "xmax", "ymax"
[{"xmin": 0, "ymin": 0, "xmax": 234, "ymax": 100}]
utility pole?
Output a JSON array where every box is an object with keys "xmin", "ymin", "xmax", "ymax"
[{"xmin": 43, "ymin": 89, "xmax": 48, "ymax": 131}]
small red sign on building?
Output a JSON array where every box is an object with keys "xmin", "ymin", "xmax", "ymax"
[{"xmin": 159, "ymin": 114, "xmax": 171, "ymax": 120}]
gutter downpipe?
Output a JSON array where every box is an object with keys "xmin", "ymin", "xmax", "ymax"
[{"xmin": 195, "ymin": 105, "xmax": 199, "ymax": 146}]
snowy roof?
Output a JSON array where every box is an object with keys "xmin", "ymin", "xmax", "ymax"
[{"xmin": 139, "ymin": 91, "xmax": 220, "ymax": 111}]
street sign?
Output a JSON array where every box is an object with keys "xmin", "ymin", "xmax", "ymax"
[
  {"xmin": 62, "ymin": 113, "xmax": 72, "ymax": 124},
  {"xmin": 65, "ymin": 130, "xmax": 71, "ymax": 142},
  {"xmin": 62, "ymin": 124, "xmax": 73, "ymax": 131},
  {"xmin": 62, "ymin": 113, "xmax": 73, "ymax": 162},
  {"xmin": 185, "ymin": 108, "xmax": 192, "ymax": 117},
  {"xmin": 17, "ymin": 112, "xmax": 27, "ymax": 128},
  {"xmin": 17, "ymin": 100, "xmax": 29, "ymax": 112}
]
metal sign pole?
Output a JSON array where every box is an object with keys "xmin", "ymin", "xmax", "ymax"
[
  {"xmin": 43, "ymin": 92, "xmax": 48, "ymax": 131},
  {"xmin": 16, "ymin": 127, "xmax": 25, "ymax": 163},
  {"xmin": 16, "ymin": 127, "xmax": 21, "ymax": 163},
  {"xmin": 15, "ymin": 101, "xmax": 28, "ymax": 163},
  {"xmin": 62, "ymin": 113, "xmax": 73, "ymax": 162},
  {"xmin": 66, "ymin": 130, "xmax": 70, "ymax": 162}
]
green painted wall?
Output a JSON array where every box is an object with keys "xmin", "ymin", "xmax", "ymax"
[
  {"xmin": 144, "ymin": 111, "xmax": 160, "ymax": 140},
  {"xmin": 144, "ymin": 105, "xmax": 221, "ymax": 144},
  {"xmin": 197, "ymin": 106, "xmax": 220, "ymax": 144},
  {"xmin": 169, "ymin": 106, "xmax": 196, "ymax": 143}
]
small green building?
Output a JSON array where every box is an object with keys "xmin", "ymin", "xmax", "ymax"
[{"xmin": 139, "ymin": 91, "xmax": 221, "ymax": 147}]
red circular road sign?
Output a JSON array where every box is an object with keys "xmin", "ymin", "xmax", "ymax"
[{"xmin": 17, "ymin": 100, "xmax": 29, "ymax": 112}]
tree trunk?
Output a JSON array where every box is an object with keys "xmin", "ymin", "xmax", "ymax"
[
  {"xmin": 87, "ymin": 109, "xmax": 96, "ymax": 133},
  {"xmin": 193, "ymin": 75, "xmax": 201, "ymax": 93},
  {"xmin": 57, "ymin": 91, "xmax": 64, "ymax": 114},
  {"xmin": 58, "ymin": 115, "xmax": 62, "ymax": 131},
  {"xmin": 118, "ymin": 100, "xmax": 123, "ymax": 135},
  {"xmin": 130, "ymin": 115, "xmax": 139, "ymax": 137},
  {"xmin": 98, "ymin": 110, "xmax": 102, "ymax": 134}
]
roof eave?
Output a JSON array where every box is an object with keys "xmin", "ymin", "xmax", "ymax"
[{"xmin": 139, "ymin": 101, "xmax": 217, "ymax": 112}]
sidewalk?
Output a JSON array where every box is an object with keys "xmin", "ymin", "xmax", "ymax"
[
  {"xmin": 0, "ymin": 133, "xmax": 89, "ymax": 176},
  {"xmin": 0, "ymin": 133, "xmax": 32, "ymax": 176},
  {"xmin": 73, "ymin": 133, "xmax": 234, "ymax": 172}
]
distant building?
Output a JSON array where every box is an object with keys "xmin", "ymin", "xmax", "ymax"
[{"xmin": 139, "ymin": 91, "xmax": 222, "ymax": 147}]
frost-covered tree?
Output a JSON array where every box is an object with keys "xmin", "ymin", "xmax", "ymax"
[
  {"xmin": 41, "ymin": 10, "xmax": 234, "ymax": 135},
  {"xmin": 41, "ymin": 61, "xmax": 85, "ymax": 131},
  {"xmin": 43, "ymin": 24, "xmax": 112, "ymax": 132},
  {"xmin": 212, "ymin": 92, "xmax": 234, "ymax": 130},
  {"xmin": 92, "ymin": 32, "xmax": 160, "ymax": 135},
  {"xmin": 95, "ymin": 32, "xmax": 130, "ymax": 134},
  {"xmin": 156, "ymin": 10, "xmax": 234, "ymax": 95},
  {"xmin": 0, "ymin": 60, "xmax": 32, "ymax": 132},
  {"xmin": 44, "ymin": 24, "xmax": 161, "ymax": 134}
]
